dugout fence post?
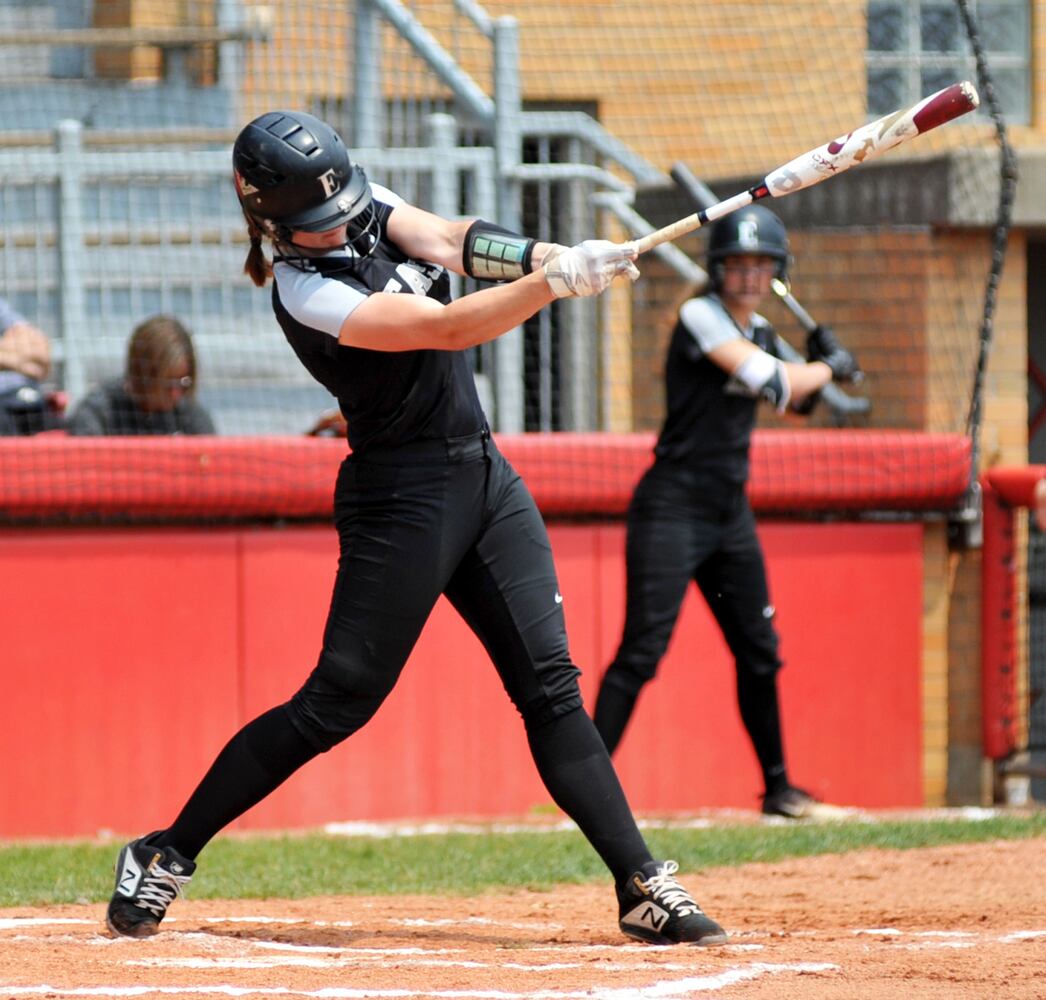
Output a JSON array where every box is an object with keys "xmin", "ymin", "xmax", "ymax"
[
  {"xmin": 56, "ymin": 118, "xmax": 87, "ymax": 402},
  {"xmin": 980, "ymin": 477, "xmax": 1018, "ymax": 763},
  {"xmin": 353, "ymin": 0, "xmax": 383, "ymax": 149},
  {"xmin": 492, "ymin": 15, "xmax": 524, "ymax": 433}
]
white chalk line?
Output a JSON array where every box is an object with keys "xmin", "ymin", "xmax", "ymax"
[
  {"xmin": 320, "ymin": 806, "xmax": 1010, "ymax": 839},
  {"xmin": 0, "ymin": 917, "xmax": 306, "ymax": 932},
  {"xmin": 853, "ymin": 928, "xmax": 978, "ymax": 938},
  {"xmin": 236, "ymin": 939, "xmax": 766, "ymax": 959},
  {"xmin": 999, "ymin": 930, "xmax": 1046, "ymax": 942},
  {"xmin": 0, "ymin": 918, "xmax": 98, "ymax": 930},
  {"xmin": 3, "ymin": 916, "xmax": 1042, "ymax": 955},
  {"xmin": 0, "ymin": 963, "xmax": 840, "ymax": 999},
  {"xmin": 0, "ymin": 915, "xmax": 565, "ymax": 933},
  {"xmin": 394, "ymin": 917, "xmax": 564, "ymax": 931},
  {"xmin": 123, "ymin": 956, "xmax": 704, "ymax": 972},
  {"xmin": 4, "ymin": 915, "xmax": 1042, "ymax": 948},
  {"xmin": 236, "ymin": 943, "xmax": 465, "ymax": 955},
  {"xmin": 3, "ymin": 919, "xmax": 1040, "ymax": 998}
]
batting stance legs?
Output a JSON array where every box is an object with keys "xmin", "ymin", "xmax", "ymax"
[
  {"xmin": 593, "ymin": 465, "xmax": 789, "ymax": 794},
  {"xmin": 107, "ymin": 435, "xmax": 727, "ymax": 942}
]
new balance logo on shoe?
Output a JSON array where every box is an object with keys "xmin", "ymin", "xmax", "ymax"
[
  {"xmin": 636, "ymin": 904, "xmax": 668, "ymax": 931},
  {"xmin": 116, "ymin": 853, "xmax": 145, "ymax": 896},
  {"xmin": 621, "ymin": 901, "xmax": 671, "ymax": 935}
]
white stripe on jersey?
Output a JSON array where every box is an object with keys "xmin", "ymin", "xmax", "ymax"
[
  {"xmin": 678, "ymin": 294, "xmax": 770, "ymax": 355},
  {"xmin": 274, "ymin": 264, "xmax": 365, "ymax": 337}
]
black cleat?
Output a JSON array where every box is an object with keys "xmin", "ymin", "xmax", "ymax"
[
  {"xmin": 106, "ymin": 832, "xmax": 195, "ymax": 937},
  {"xmin": 762, "ymin": 785, "xmax": 850, "ymax": 820},
  {"xmin": 617, "ymin": 860, "xmax": 728, "ymax": 946}
]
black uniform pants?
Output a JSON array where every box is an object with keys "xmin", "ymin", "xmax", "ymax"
[
  {"xmin": 166, "ymin": 431, "xmax": 654, "ymax": 878},
  {"xmin": 288, "ymin": 430, "xmax": 583, "ymax": 745},
  {"xmin": 595, "ymin": 461, "xmax": 783, "ymax": 762}
]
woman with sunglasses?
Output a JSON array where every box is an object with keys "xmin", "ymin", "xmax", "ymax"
[{"xmin": 68, "ymin": 314, "xmax": 214, "ymax": 435}]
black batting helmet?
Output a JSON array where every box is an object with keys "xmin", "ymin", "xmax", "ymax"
[
  {"xmin": 232, "ymin": 110, "xmax": 378, "ymax": 255},
  {"xmin": 706, "ymin": 204, "xmax": 789, "ymax": 289}
]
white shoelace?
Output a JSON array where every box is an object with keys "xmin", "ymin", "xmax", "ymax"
[
  {"xmin": 640, "ymin": 860, "xmax": 702, "ymax": 917},
  {"xmin": 134, "ymin": 865, "xmax": 191, "ymax": 918}
]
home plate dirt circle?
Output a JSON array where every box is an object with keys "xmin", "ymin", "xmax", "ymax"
[{"xmin": 0, "ymin": 838, "xmax": 1042, "ymax": 998}]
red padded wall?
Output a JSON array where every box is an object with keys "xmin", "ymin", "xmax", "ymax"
[
  {"xmin": 0, "ymin": 520, "xmax": 922, "ymax": 838},
  {"xmin": 0, "ymin": 530, "xmax": 241, "ymax": 837},
  {"xmin": 0, "ymin": 430, "xmax": 969, "ymax": 520},
  {"xmin": 601, "ymin": 522, "xmax": 923, "ymax": 811}
]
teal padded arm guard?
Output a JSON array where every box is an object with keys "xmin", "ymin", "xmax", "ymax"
[{"xmin": 462, "ymin": 220, "xmax": 537, "ymax": 281}]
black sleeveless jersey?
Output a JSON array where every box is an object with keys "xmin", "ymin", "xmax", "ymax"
[
  {"xmin": 654, "ymin": 294, "xmax": 780, "ymax": 486},
  {"xmin": 271, "ymin": 189, "xmax": 485, "ymax": 453}
]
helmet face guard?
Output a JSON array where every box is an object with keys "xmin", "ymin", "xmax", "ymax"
[
  {"xmin": 706, "ymin": 204, "xmax": 790, "ymax": 290},
  {"xmin": 233, "ymin": 111, "xmax": 378, "ymax": 256}
]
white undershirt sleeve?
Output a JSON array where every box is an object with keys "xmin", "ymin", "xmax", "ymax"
[{"xmin": 274, "ymin": 264, "xmax": 368, "ymax": 338}]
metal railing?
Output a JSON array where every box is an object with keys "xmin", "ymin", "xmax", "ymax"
[
  {"xmin": 0, "ymin": 116, "xmax": 504, "ymax": 433},
  {"xmin": 0, "ymin": 0, "xmax": 669, "ymax": 434}
]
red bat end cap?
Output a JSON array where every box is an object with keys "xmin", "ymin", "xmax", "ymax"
[{"xmin": 914, "ymin": 81, "xmax": 980, "ymax": 133}]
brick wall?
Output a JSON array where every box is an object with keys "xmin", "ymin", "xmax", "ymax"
[{"xmin": 625, "ymin": 212, "xmax": 1026, "ymax": 804}]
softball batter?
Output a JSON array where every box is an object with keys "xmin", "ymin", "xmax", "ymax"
[{"xmin": 105, "ymin": 110, "xmax": 727, "ymax": 947}]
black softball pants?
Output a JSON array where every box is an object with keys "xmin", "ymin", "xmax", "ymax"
[
  {"xmin": 593, "ymin": 461, "xmax": 786, "ymax": 788},
  {"xmin": 164, "ymin": 431, "xmax": 652, "ymax": 882},
  {"xmin": 290, "ymin": 431, "xmax": 583, "ymax": 742}
]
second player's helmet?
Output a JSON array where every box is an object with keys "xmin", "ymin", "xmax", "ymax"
[
  {"xmin": 232, "ymin": 110, "xmax": 378, "ymax": 255},
  {"xmin": 706, "ymin": 204, "xmax": 789, "ymax": 289}
]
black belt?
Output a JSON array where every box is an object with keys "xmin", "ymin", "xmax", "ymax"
[{"xmin": 353, "ymin": 427, "xmax": 491, "ymax": 465}]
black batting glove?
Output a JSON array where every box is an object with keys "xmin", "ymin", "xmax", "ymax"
[
  {"xmin": 806, "ymin": 324, "xmax": 860, "ymax": 383},
  {"xmin": 819, "ymin": 344, "xmax": 859, "ymax": 382},
  {"xmin": 791, "ymin": 389, "xmax": 823, "ymax": 416},
  {"xmin": 805, "ymin": 324, "xmax": 843, "ymax": 360}
]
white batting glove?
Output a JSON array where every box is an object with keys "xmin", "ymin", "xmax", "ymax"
[{"xmin": 542, "ymin": 240, "xmax": 640, "ymax": 298}]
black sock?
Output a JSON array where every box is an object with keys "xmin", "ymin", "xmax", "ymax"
[
  {"xmin": 526, "ymin": 706, "xmax": 652, "ymax": 886},
  {"xmin": 156, "ymin": 705, "xmax": 318, "ymax": 860},
  {"xmin": 592, "ymin": 681, "xmax": 638, "ymax": 756},
  {"xmin": 736, "ymin": 672, "xmax": 789, "ymax": 796}
]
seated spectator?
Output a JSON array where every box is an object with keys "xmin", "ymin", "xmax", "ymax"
[
  {"xmin": 68, "ymin": 315, "xmax": 215, "ymax": 436},
  {"xmin": 0, "ymin": 296, "xmax": 63, "ymax": 435}
]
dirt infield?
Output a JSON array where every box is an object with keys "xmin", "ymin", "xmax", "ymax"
[{"xmin": 0, "ymin": 837, "xmax": 1042, "ymax": 999}]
